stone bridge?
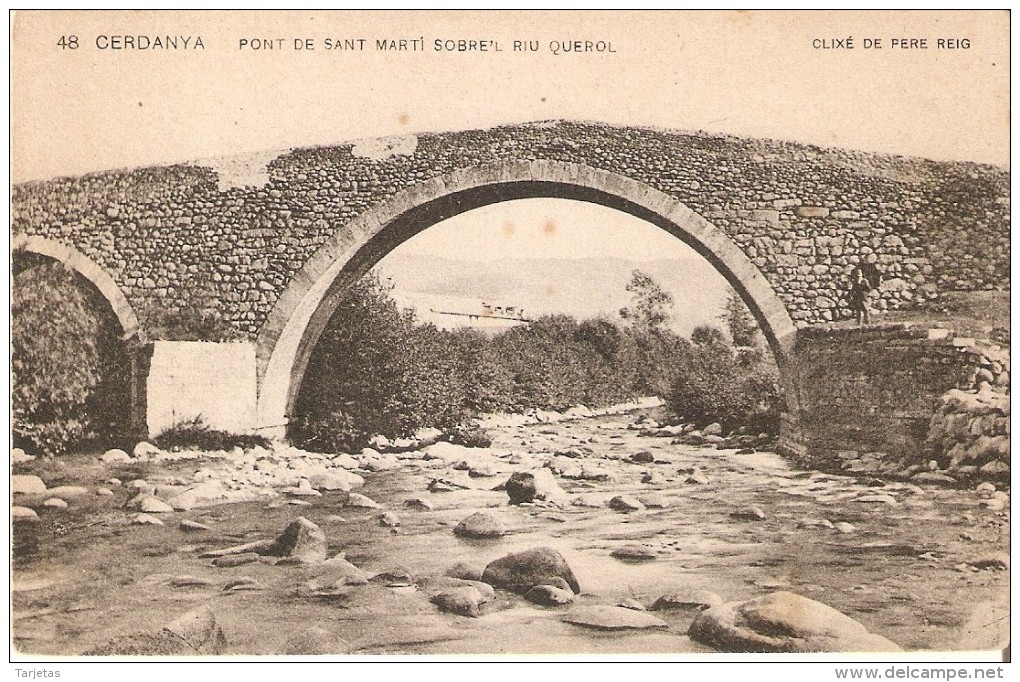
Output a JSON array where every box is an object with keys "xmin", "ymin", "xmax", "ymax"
[{"xmin": 11, "ymin": 121, "xmax": 1010, "ymax": 457}]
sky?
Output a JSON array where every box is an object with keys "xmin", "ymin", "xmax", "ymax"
[
  {"xmin": 10, "ymin": 10, "xmax": 1010, "ymax": 183},
  {"xmin": 388, "ymin": 199, "xmax": 687, "ymax": 262}
]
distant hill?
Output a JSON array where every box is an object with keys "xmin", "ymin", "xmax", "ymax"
[{"xmin": 372, "ymin": 253, "xmax": 733, "ymax": 336}]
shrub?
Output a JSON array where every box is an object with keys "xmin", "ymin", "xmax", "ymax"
[
  {"xmin": 667, "ymin": 325, "xmax": 781, "ymax": 434},
  {"xmin": 445, "ymin": 424, "xmax": 494, "ymax": 448},
  {"xmin": 153, "ymin": 416, "xmax": 271, "ymax": 452},
  {"xmin": 12, "ymin": 261, "xmax": 127, "ymax": 455}
]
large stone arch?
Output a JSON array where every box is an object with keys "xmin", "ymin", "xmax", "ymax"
[
  {"xmin": 11, "ymin": 234, "xmax": 141, "ymax": 340},
  {"xmin": 255, "ymin": 160, "xmax": 799, "ymax": 436}
]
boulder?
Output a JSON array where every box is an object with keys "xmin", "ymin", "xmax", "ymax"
[
  {"xmin": 430, "ymin": 586, "xmax": 484, "ymax": 618},
  {"xmin": 101, "ymin": 448, "xmax": 131, "ymax": 463},
  {"xmin": 12, "ymin": 448, "xmax": 34, "ymax": 463},
  {"xmin": 346, "ymin": 493, "xmax": 382, "ymax": 509},
  {"xmin": 525, "ymin": 584, "xmax": 575, "ymax": 606},
  {"xmin": 264, "ymin": 517, "xmax": 328, "ymax": 564},
  {"xmin": 133, "ymin": 441, "xmax": 161, "ymax": 458},
  {"xmin": 482, "ymin": 547, "xmax": 580, "ymax": 594},
  {"xmin": 505, "ymin": 470, "xmax": 567, "ymax": 504},
  {"xmin": 12, "ymin": 475, "xmax": 46, "ymax": 495},
  {"xmin": 12, "ymin": 506, "xmax": 39, "ymax": 522},
  {"xmin": 608, "ymin": 495, "xmax": 644, "ymax": 512},
  {"xmin": 454, "ymin": 512, "xmax": 505, "ymax": 539},
  {"xmin": 563, "ymin": 606, "xmax": 669, "ymax": 631},
  {"xmin": 689, "ymin": 591, "xmax": 901, "ymax": 652},
  {"xmin": 46, "ymin": 485, "xmax": 89, "ymax": 499}
]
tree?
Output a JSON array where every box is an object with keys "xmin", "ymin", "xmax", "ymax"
[
  {"xmin": 721, "ymin": 292, "xmax": 758, "ymax": 347},
  {"xmin": 619, "ymin": 270, "xmax": 674, "ymax": 331}
]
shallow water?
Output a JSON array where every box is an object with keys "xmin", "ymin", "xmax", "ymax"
[{"xmin": 11, "ymin": 412, "xmax": 1010, "ymax": 655}]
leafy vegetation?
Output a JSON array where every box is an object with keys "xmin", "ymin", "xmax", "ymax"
[
  {"xmin": 153, "ymin": 416, "xmax": 271, "ymax": 452},
  {"xmin": 12, "ymin": 261, "xmax": 130, "ymax": 455},
  {"xmin": 292, "ymin": 271, "xmax": 782, "ymax": 452}
]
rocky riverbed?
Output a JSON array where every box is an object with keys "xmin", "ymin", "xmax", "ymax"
[{"xmin": 11, "ymin": 404, "xmax": 1010, "ymax": 656}]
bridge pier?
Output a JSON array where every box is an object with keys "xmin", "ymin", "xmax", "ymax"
[{"xmin": 133, "ymin": 341, "xmax": 259, "ymax": 438}]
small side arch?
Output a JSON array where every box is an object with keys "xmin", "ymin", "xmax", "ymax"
[{"xmin": 12, "ymin": 234, "xmax": 141, "ymax": 341}]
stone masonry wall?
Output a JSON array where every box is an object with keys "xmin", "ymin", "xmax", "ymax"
[
  {"xmin": 781, "ymin": 324, "xmax": 1010, "ymax": 484},
  {"xmin": 10, "ymin": 121, "xmax": 1010, "ymax": 342}
]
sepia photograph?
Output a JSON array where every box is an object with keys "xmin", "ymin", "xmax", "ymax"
[{"xmin": 7, "ymin": 9, "xmax": 1011, "ymax": 668}]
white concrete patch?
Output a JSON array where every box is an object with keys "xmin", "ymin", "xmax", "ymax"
[
  {"xmin": 351, "ymin": 135, "xmax": 418, "ymax": 161},
  {"xmin": 192, "ymin": 149, "xmax": 288, "ymax": 190},
  {"xmin": 146, "ymin": 341, "xmax": 257, "ymax": 436}
]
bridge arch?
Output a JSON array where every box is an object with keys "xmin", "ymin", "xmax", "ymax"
[
  {"xmin": 255, "ymin": 160, "xmax": 798, "ymax": 435},
  {"xmin": 12, "ymin": 234, "xmax": 141, "ymax": 341}
]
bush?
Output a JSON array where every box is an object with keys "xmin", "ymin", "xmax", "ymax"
[
  {"xmin": 153, "ymin": 416, "xmax": 271, "ymax": 452},
  {"xmin": 667, "ymin": 325, "xmax": 781, "ymax": 434},
  {"xmin": 12, "ymin": 261, "xmax": 129, "ymax": 455},
  {"xmin": 445, "ymin": 424, "xmax": 493, "ymax": 448}
]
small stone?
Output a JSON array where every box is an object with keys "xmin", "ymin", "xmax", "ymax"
[
  {"xmin": 42, "ymin": 498, "xmax": 68, "ymax": 509},
  {"xmin": 638, "ymin": 493, "xmax": 671, "ymax": 509},
  {"xmin": 133, "ymin": 441, "xmax": 161, "ymax": 458},
  {"xmin": 102, "ymin": 448, "xmax": 131, "ymax": 463},
  {"xmin": 282, "ymin": 485, "xmax": 322, "ymax": 497},
  {"xmin": 608, "ymin": 495, "xmax": 644, "ymax": 512},
  {"xmin": 171, "ymin": 575, "xmax": 213, "ymax": 587},
  {"xmin": 454, "ymin": 512, "xmax": 505, "ymax": 539},
  {"xmin": 12, "ymin": 506, "xmax": 39, "ymax": 521},
  {"xmin": 445, "ymin": 562, "xmax": 484, "ymax": 582},
  {"xmin": 135, "ymin": 495, "xmax": 174, "ymax": 513},
  {"xmin": 131, "ymin": 513, "xmax": 164, "ymax": 526},
  {"xmin": 46, "ymin": 485, "xmax": 89, "ymax": 498},
  {"xmin": 378, "ymin": 511, "xmax": 400, "ymax": 527},
  {"xmin": 618, "ymin": 598, "xmax": 646, "ymax": 611},
  {"xmin": 404, "ymin": 497, "xmax": 434, "ymax": 511},
  {"xmin": 855, "ymin": 494, "xmax": 899, "ymax": 506},
  {"xmin": 525, "ymin": 584, "xmax": 575, "ymax": 606},
  {"xmin": 213, "ymin": 553, "xmax": 260, "ymax": 568},
  {"xmin": 969, "ymin": 554, "xmax": 1009, "ymax": 571},
  {"xmin": 833, "ymin": 522, "xmax": 856, "ymax": 534},
  {"xmin": 975, "ymin": 482, "xmax": 996, "ymax": 497},
  {"xmin": 563, "ymin": 606, "xmax": 669, "ymax": 631},
  {"xmin": 685, "ymin": 473, "xmax": 710, "ymax": 485},
  {"xmin": 96, "ymin": 488, "xmax": 114, "ymax": 496},
  {"xmin": 223, "ymin": 577, "xmax": 260, "ymax": 591},
  {"xmin": 630, "ymin": 451, "xmax": 655, "ymax": 464},
  {"xmin": 641, "ymin": 471, "xmax": 666, "ymax": 485},
  {"xmin": 180, "ymin": 520, "xmax": 212, "ymax": 532},
  {"xmin": 430, "ymin": 587, "xmax": 482, "ymax": 618},
  {"xmin": 12, "ymin": 447, "xmax": 34, "ymax": 463},
  {"xmin": 12, "ymin": 475, "xmax": 46, "ymax": 495},
  {"xmin": 611, "ymin": 544, "xmax": 658, "ymax": 561},
  {"xmin": 652, "ymin": 589, "xmax": 723, "ymax": 611},
  {"xmin": 346, "ymin": 493, "xmax": 381, "ymax": 509},
  {"xmin": 468, "ymin": 463, "xmax": 500, "ymax": 478},
  {"xmin": 731, "ymin": 506, "xmax": 767, "ymax": 521}
]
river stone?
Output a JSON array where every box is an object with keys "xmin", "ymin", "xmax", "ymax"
[
  {"xmin": 139, "ymin": 495, "xmax": 175, "ymax": 513},
  {"xmin": 430, "ymin": 586, "xmax": 483, "ymax": 618},
  {"xmin": 48, "ymin": 485, "xmax": 89, "ymax": 498},
  {"xmin": 404, "ymin": 497, "xmax": 434, "ymax": 511},
  {"xmin": 525, "ymin": 584, "xmax": 575, "ymax": 606},
  {"xmin": 703, "ymin": 422, "xmax": 723, "ymax": 436},
  {"xmin": 131, "ymin": 513, "xmax": 164, "ymax": 526},
  {"xmin": 969, "ymin": 553, "xmax": 1009, "ymax": 570},
  {"xmin": 608, "ymin": 495, "xmax": 644, "ymax": 512},
  {"xmin": 445, "ymin": 562, "xmax": 484, "ymax": 581},
  {"xmin": 731, "ymin": 506, "xmax": 767, "ymax": 521},
  {"xmin": 611, "ymin": 544, "xmax": 658, "ymax": 561},
  {"xmin": 12, "ymin": 506, "xmax": 39, "ymax": 521},
  {"xmin": 454, "ymin": 511, "xmax": 505, "ymax": 538},
  {"xmin": 309, "ymin": 471, "xmax": 364, "ymax": 491},
  {"xmin": 212, "ymin": 553, "xmax": 260, "ymax": 568},
  {"xmin": 563, "ymin": 606, "xmax": 669, "ymax": 631},
  {"xmin": 378, "ymin": 511, "xmax": 401, "ymax": 527},
  {"xmin": 12, "ymin": 475, "xmax": 46, "ymax": 495},
  {"xmin": 618, "ymin": 598, "xmax": 647, "ymax": 611},
  {"xmin": 638, "ymin": 493, "xmax": 671, "ymax": 509},
  {"xmin": 163, "ymin": 606, "xmax": 227, "ymax": 654},
  {"xmin": 96, "ymin": 488, "xmax": 114, "ymax": 496},
  {"xmin": 482, "ymin": 547, "xmax": 580, "ymax": 594},
  {"xmin": 346, "ymin": 493, "xmax": 382, "ymax": 509},
  {"xmin": 505, "ymin": 470, "xmax": 567, "ymax": 504},
  {"xmin": 180, "ymin": 520, "xmax": 212, "ymax": 532},
  {"xmin": 133, "ymin": 441, "xmax": 161, "ymax": 458},
  {"xmin": 101, "ymin": 448, "xmax": 131, "ymax": 463},
  {"xmin": 630, "ymin": 451, "xmax": 655, "ymax": 463},
  {"xmin": 306, "ymin": 555, "xmax": 371, "ymax": 586},
  {"xmin": 12, "ymin": 447, "xmax": 34, "ymax": 463},
  {"xmin": 652, "ymin": 589, "xmax": 723, "ymax": 611},
  {"xmin": 43, "ymin": 498, "xmax": 68, "ymax": 509},
  {"xmin": 264, "ymin": 517, "xmax": 328, "ymax": 564},
  {"xmin": 688, "ymin": 591, "xmax": 901, "ymax": 653}
]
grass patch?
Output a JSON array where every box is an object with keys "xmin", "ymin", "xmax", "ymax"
[{"xmin": 154, "ymin": 417, "xmax": 271, "ymax": 452}]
